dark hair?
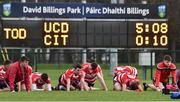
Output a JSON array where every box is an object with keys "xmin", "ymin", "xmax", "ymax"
[
  {"xmin": 3, "ymin": 60, "xmax": 11, "ymax": 65},
  {"xmin": 41, "ymin": 73, "xmax": 48, "ymax": 81},
  {"xmin": 87, "ymin": 59, "xmax": 95, "ymax": 63},
  {"xmin": 20, "ymin": 56, "xmax": 30, "ymax": 62},
  {"xmin": 163, "ymin": 55, "xmax": 172, "ymax": 62},
  {"xmin": 91, "ymin": 62, "xmax": 97, "ymax": 70},
  {"xmin": 129, "ymin": 80, "xmax": 138, "ymax": 90},
  {"xmin": 73, "ymin": 64, "xmax": 82, "ymax": 69}
]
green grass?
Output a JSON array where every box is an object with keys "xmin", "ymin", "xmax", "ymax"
[{"xmin": 0, "ymin": 64, "xmax": 179, "ymax": 101}]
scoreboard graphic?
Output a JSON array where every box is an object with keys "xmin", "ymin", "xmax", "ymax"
[
  {"xmin": 0, "ymin": 3, "xmax": 168, "ymax": 48},
  {"xmin": 0, "ymin": 20, "xmax": 168, "ymax": 48}
]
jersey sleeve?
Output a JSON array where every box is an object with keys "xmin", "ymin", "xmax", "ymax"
[
  {"xmin": 65, "ymin": 70, "xmax": 74, "ymax": 78},
  {"xmin": 154, "ymin": 69, "xmax": 161, "ymax": 87},
  {"xmin": 7, "ymin": 66, "xmax": 17, "ymax": 91}
]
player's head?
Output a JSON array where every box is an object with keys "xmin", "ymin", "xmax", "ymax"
[
  {"xmin": 20, "ymin": 56, "xmax": 30, "ymax": 68},
  {"xmin": 86, "ymin": 58, "xmax": 95, "ymax": 63},
  {"xmin": 163, "ymin": 55, "xmax": 172, "ymax": 66},
  {"xmin": 41, "ymin": 73, "xmax": 48, "ymax": 82},
  {"xmin": 73, "ymin": 64, "xmax": 82, "ymax": 75},
  {"xmin": 91, "ymin": 62, "xmax": 97, "ymax": 70},
  {"xmin": 129, "ymin": 80, "xmax": 139, "ymax": 90},
  {"xmin": 3, "ymin": 60, "xmax": 11, "ymax": 71}
]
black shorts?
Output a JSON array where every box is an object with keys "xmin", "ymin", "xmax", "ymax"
[
  {"xmin": 0, "ymin": 80, "xmax": 7, "ymax": 89},
  {"xmin": 87, "ymin": 83, "xmax": 94, "ymax": 87}
]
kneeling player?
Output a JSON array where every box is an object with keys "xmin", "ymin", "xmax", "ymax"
[
  {"xmin": 143, "ymin": 55, "xmax": 177, "ymax": 92},
  {"xmin": 82, "ymin": 62, "xmax": 108, "ymax": 91},
  {"xmin": 31, "ymin": 72, "xmax": 52, "ymax": 91},
  {"xmin": 56, "ymin": 64, "xmax": 88, "ymax": 91},
  {"xmin": 0, "ymin": 60, "xmax": 11, "ymax": 91},
  {"xmin": 113, "ymin": 73, "xmax": 143, "ymax": 92}
]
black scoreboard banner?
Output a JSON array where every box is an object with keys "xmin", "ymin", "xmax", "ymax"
[
  {"xmin": 1, "ymin": 3, "xmax": 167, "ymax": 19},
  {"xmin": 0, "ymin": 20, "xmax": 168, "ymax": 48}
]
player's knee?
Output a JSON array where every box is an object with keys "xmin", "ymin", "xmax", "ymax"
[{"xmin": 114, "ymin": 82, "xmax": 121, "ymax": 91}]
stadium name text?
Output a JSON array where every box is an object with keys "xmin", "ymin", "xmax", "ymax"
[{"xmin": 23, "ymin": 6, "xmax": 150, "ymax": 16}]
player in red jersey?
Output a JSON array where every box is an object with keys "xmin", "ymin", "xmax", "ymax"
[
  {"xmin": 31, "ymin": 72, "xmax": 52, "ymax": 91},
  {"xmin": 114, "ymin": 66, "xmax": 138, "ymax": 77},
  {"xmin": 82, "ymin": 59, "xmax": 103, "ymax": 77},
  {"xmin": 82, "ymin": 62, "xmax": 108, "ymax": 91},
  {"xmin": 56, "ymin": 64, "xmax": 88, "ymax": 91},
  {"xmin": 5, "ymin": 56, "xmax": 31, "ymax": 92},
  {"xmin": 18, "ymin": 65, "xmax": 33, "ymax": 92},
  {"xmin": 113, "ymin": 73, "xmax": 143, "ymax": 92},
  {"xmin": 0, "ymin": 60, "xmax": 11, "ymax": 91},
  {"xmin": 143, "ymin": 55, "xmax": 177, "ymax": 92}
]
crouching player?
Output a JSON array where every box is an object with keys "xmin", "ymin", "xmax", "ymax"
[
  {"xmin": 0, "ymin": 60, "xmax": 11, "ymax": 91},
  {"xmin": 18, "ymin": 65, "xmax": 33, "ymax": 92},
  {"xmin": 114, "ymin": 66, "xmax": 138, "ymax": 77},
  {"xmin": 31, "ymin": 72, "xmax": 52, "ymax": 91},
  {"xmin": 56, "ymin": 64, "xmax": 88, "ymax": 91},
  {"xmin": 143, "ymin": 55, "xmax": 177, "ymax": 92},
  {"xmin": 82, "ymin": 62, "xmax": 108, "ymax": 91},
  {"xmin": 113, "ymin": 73, "xmax": 143, "ymax": 92}
]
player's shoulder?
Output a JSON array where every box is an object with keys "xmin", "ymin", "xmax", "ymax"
[
  {"xmin": 0, "ymin": 66, "xmax": 4, "ymax": 71},
  {"xmin": 32, "ymin": 72, "xmax": 41, "ymax": 77},
  {"xmin": 65, "ymin": 68, "xmax": 74, "ymax": 75},
  {"xmin": 169, "ymin": 63, "xmax": 176, "ymax": 69},
  {"xmin": 157, "ymin": 62, "xmax": 165, "ymax": 69}
]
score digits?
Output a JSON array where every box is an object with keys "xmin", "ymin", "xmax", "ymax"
[{"xmin": 135, "ymin": 22, "xmax": 168, "ymax": 47}]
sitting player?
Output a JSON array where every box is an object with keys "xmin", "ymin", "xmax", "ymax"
[
  {"xmin": 56, "ymin": 64, "xmax": 88, "ymax": 91},
  {"xmin": 0, "ymin": 60, "xmax": 11, "ymax": 91},
  {"xmin": 82, "ymin": 62, "xmax": 108, "ymax": 91},
  {"xmin": 143, "ymin": 55, "xmax": 177, "ymax": 92},
  {"xmin": 113, "ymin": 73, "xmax": 143, "ymax": 92},
  {"xmin": 31, "ymin": 72, "xmax": 52, "ymax": 91}
]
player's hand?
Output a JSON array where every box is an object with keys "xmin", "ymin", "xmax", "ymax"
[
  {"xmin": 27, "ymin": 90, "xmax": 30, "ymax": 93},
  {"xmin": 11, "ymin": 90, "xmax": 15, "ymax": 93}
]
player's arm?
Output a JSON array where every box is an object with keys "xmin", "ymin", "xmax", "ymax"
[
  {"xmin": 66, "ymin": 78, "xmax": 71, "ymax": 91},
  {"xmin": 45, "ymin": 79, "xmax": 52, "ymax": 91},
  {"xmin": 97, "ymin": 72, "xmax": 108, "ymax": 91},
  {"xmin": 137, "ymin": 84, "xmax": 143, "ymax": 92},
  {"xmin": 80, "ymin": 72, "xmax": 89, "ymax": 91},
  {"xmin": 8, "ymin": 67, "xmax": 17, "ymax": 92},
  {"xmin": 154, "ymin": 69, "xmax": 161, "ymax": 87},
  {"xmin": 17, "ymin": 82, "xmax": 21, "ymax": 92},
  {"xmin": 171, "ymin": 69, "xmax": 177, "ymax": 84},
  {"xmin": 24, "ymin": 72, "xmax": 31, "ymax": 92},
  {"xmin": 121, "ymin": 83, "xmax": 131, "ymax": 92}
]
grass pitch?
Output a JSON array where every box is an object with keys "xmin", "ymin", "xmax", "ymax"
[{"xmin": 0, "ymin": 64, "xmax": 179, "ymax": 101}]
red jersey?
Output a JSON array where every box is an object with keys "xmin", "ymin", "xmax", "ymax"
[
  {"xmin": 60, "ymin": 68, "xmax": 84, "ymax": 86},
  {"xmin": 5, "ymin": 61, "xmax": 31, "ymax": 91},
  {"xmin": 114, "ymin": 66, "xmax": 138, "ymax": 76},
  {"xmin": 31, "ymin": 73, "xmax": 51, "ymax": 89},
  {"xmin": 154, "ymin": 62, "xmax": 176, "ymax": 87},
  {"xmin": 0, "ymin": 66, "xmax": 6, "ymax": 80},
  {"xmin": 114, "ymin": 73, "xmax": 139, "ymax": 87},
  {"xmin": 27, "ymin": 65, "xmax": 32, "ymax": 76},
  {"xmin": 82, "ymin": 63, "xmax": 100, "ymax": 84}
]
